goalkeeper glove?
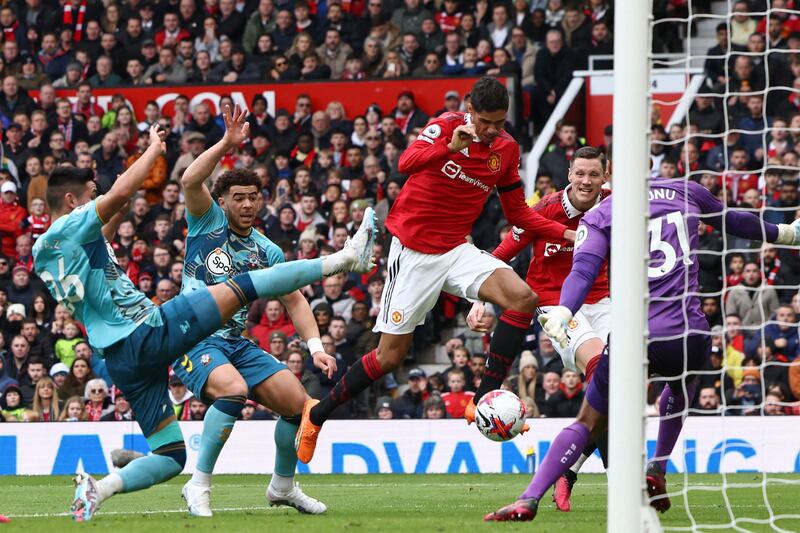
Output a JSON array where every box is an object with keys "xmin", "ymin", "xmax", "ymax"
[
  {"xmin": 775, "ymin": 219, "xmax": 800, "ymax": 246},
  {"xmin": 537, "ymin": 306, "xmax": 573, "ymax": 350}
]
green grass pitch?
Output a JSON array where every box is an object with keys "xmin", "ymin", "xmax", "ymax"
[{"xmin": 2, "ymin": 473, "xmax": 799, "ymax": 532}]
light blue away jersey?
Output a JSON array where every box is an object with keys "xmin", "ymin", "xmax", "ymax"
[
  {"xmin": 182, "ymin": 202, "xmax": 284, "ymax": 338},
  {"xmin": 32, "ymin": 199, "xmax": 158, "ymax": 351}
]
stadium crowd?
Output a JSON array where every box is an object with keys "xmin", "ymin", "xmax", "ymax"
[{"xmin": 0, "ymin": 0, "xmax": 798, "ymax": 425}]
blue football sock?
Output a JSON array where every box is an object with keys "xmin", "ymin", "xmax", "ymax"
[
  {"xmin": 227, "ymin": 259, "xmax": 323, "ymax": 306},
  {"xmin": 196, "ymin": 398, "xmax": 245, "ymax": 475},
  {"xmin": 274, "ymin": 416, "xmax": 301, "ymax": 478},
  {"xmin": 118, "ymin": 452, "xmax": 184, "ymax": 493},
  {"xmin": 118, "ymin": 422, "xmax": 186, "ymax": 493}
]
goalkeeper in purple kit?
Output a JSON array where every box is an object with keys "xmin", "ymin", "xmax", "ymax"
[{"xmin": 485, "ymin": 177, "xmax": 800, "ymax": 522}]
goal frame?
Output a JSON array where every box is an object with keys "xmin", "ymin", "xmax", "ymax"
[{"xmin": 608, "ymin": 0, "xmax": 653, "ymax": 531}]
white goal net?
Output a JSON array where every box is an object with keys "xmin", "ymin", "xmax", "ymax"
[{"xmin": 637, "ymin": 0, "xmax": 800, "ymax": 531}]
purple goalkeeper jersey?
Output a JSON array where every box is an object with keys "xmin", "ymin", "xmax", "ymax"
[{"xmin": 564, "ymin": 178, "xmax": 779, "ymax": 338}]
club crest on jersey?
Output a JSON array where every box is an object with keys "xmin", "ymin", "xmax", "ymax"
[
  {"xmin": 200, "ymin": 354, "xmax": 212, "ymax": 366},
  {"xmin": 390, "ymin": 309, "xmax": 404, "ymax": 325},
  {"xmin": 205, "ymin": 247, "xmax": 234, "ymax": 276},
  {"xmin": 568, "ymin": 318, "xmax": 579, "ymax": 330},
  {"xmin": 487, "ymin": 153, "xmax": 501, "ymax": 172},
  {"xmin": 544, "ymin": 243, "xmax": 562, "ymax": 257},
  {"xmin": 246, "ymin": 251, "xmax": 260, "ymax": 269}
]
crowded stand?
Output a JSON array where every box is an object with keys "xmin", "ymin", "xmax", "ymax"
[{"xmin": 0, "ymin": 0, "xmax": 798, "ymax": 427}]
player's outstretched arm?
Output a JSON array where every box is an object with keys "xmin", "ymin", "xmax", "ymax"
[
  {"xmin": 96, "ymin": 125, "xmax": 166, "ymax": 224},
  {"xmin": 182, "ymin": 104, "xmax": 250, "ymax": 217},
  {"xmin": 692, "ymin": 180, "xmax": 799, "ymax": 244},
  {"xmin": 498, "ymin": 184, "xmax": 572, "ymax": 242},
  {"xmin": 492, "ymin": 224, "xmax": 533, "ymax": 263},
  {"xmin": 101, "ymin": 200, "xmax": 130, "ymax": 241},
  {"xmin": 280, "ymin": 290, "xmax": 337, "ymax": 378}
]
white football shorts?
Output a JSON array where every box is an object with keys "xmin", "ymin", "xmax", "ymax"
[
  {"xmin": 374, "ymin": 236, "xmax": 511, "ymax": 335},
  {"xmin": 538, "ymin": 297, "xmax": 611, "ymax": 373}
]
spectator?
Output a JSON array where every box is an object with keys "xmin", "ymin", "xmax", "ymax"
[
  {"xmin": 60, "ymin": 357, "xmax": 95, "ymax": 399},
  {"xmin": 746, "ymin": 305, "xmax": 799, "ymax": 362},
  {"xmin": 84, "ymin": 378, "xmax": 113, "ymax": 421},
  {"xmin": 392, "ymin": 368, "xmax": 429, "ymax": 419},
  {"xmin": 54, "ymin": 319, "xmax": 83, "ymax": 368},
  {"xmin": 375, "ymin": 396, "xmax": 394, "ymax": 419},
  {"xmin": 441, "ymin": 368, "xmax": 475, "ymax": 418},
  {"xmin": 537, "ymin": 369, "xmax": 562, "ymax": 417},
  {"xmin": 1, "ymin": 383, "xmax": 24, "ymax": 421},
  {"xmin": 57, "ymin": 395, "xmax": 88, "ymax": 421},
  {"xmin": 391, "ymin": 0, "xmax": 432, "ymax": 36},
  {"xmin": 19, "ymin": 356, "xmax": 46, "ymax": 406},
  {"xmin": 423, "ymin": 394, "xmax": 446, "ymax": 419},
  {"xmin": 0, "ymin": 183, "xmax": 26, "ymax": 259},
  {"xmin": 32, "ymin": 376, "xmax": 60, "ymax": 421},
  {"xmin": 725, "ymin": 261, "xmax": 781, "ymax": 330},
  {"xmin": 316, "ymin": 28, "xmax": 352, "ymax": 78},
  {"xmin": 100, "ymin": 388, "xmax": 134, "ymax": 421},
  {"xmin": 49, "ymin": 362, "xmax": 68, "ymax": 393},
  {"xmin": 538, "ymin": 120, "xmax": 581, "ymax": 190},
  {"xmin": 513, "ymin": 351, "xmax": 540, "ymax": 417},
  {"xmin": 267, "ymin": 331, "xmax": 287, "ymax": 359},
  {"xmin": 285, "ymin": 347, "xmax": 322, "ymax": 399},
  {"xmin": 311, "ymin": 275, "xmax": 355, "ymax": 322},
  {"xmin": 694, "ymin": 386, "xmax": 721, "ymax": 415},
  {"xmin": 532, "ymin": 29, "xmax": 578, "ymax": 133},
  {"xmin": 144, "ymin": 46, "xmax": 188, "ymax": 84},
  {"xmin": 391, "ymin": 91, "xmax": 428, "ymax": 135},
  {"xmin": 243, "ymin": 0, "xmax": 276, "ymax": 54}
]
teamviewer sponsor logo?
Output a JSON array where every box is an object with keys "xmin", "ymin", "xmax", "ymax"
[
  {"xmin": 440, "ymin": 161, "xmax": 490, "ymax": 192},
  {"xmin": 442, "ymin": 160, "xmax": 461, "ymax": 179},
  {"xmin": 543, "ymin": 243, "xmax": 561, "ymax": 257}
]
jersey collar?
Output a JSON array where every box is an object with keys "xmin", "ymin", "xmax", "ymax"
[{"xmin": 561, "ymin": 184, "xmax": 602, "ymax": 219}]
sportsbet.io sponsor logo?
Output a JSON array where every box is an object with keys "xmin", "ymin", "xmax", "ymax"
[{"xmin": 205, "ymin": 247, "xmax": 234, "ymax": 275}]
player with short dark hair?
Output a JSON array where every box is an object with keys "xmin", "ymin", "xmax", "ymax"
[
  {"xmin": 295, "ymin": 76, "xmax": 574, "ymax": 464},
  {"xmin": 176, "ymin": 106, "xmax": 338, "ymax": 517},
  {"xmin": 33, "ymin": 125, "xmax": 377, "ymax": 522},
  {"xmin": 485, "ymin": 177, "xmax": 800, "ymax": 522}
]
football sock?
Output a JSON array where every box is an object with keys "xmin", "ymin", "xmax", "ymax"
[
  {"xmin": 654, "ymin": 381, "xmax": 697, "ymax": 471},
  {"xmin": 95, "ymin": 473, "xmax": 123, "ymax": 503},
  {"xmin": 228, "ymin": 260, "xmax": 324, "ymax": 305},
  {"xmin": 273, "ymin": 415, "xmax": 301, "ymax": 479},
  {"xmin": 117, "ymin": 449, "xmax": 184, "ymax": 493},
  {"xmin": 569, "ymin": 441, "xmax": 597, "ymax": 474},
  {"xmin": 310, "ymin": 349, "xmax": 383, "ymax": 426},
  {"xmin": 193, "ymin": 397, "xmax": 246, "ymax": 485},
  {"xmin": 474, "ymin": 310, "xmax": 533, "ymax": 402},
  {"xmin": 521, "ymin": 422, "xmax": 590, "ymax": 500}
]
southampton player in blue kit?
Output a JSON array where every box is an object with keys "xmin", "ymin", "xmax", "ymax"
[
  {"xmin": 32, "ymin": 125, "xmax": 377, "ymax": 522},
  {"xmin": 175, "ymin": 106, "xmax": 337, "ymax": 516},
  {"xmin": 485, "ymin": 177, "xmax": 800, "ymax": 522}
]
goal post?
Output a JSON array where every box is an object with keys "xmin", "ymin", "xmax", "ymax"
[{"xmin": 608, "ymin": 0, "xmax": 652, "ymax": 531}]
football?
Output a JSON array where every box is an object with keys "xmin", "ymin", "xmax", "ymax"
[{"xmin": 474, "ymin": 390, "xmax": 527, "ymax": 442}]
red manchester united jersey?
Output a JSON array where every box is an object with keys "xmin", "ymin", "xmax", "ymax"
[
  {"xmin": 386, "ymin": 112, "xmax": 568, "ymax": 254},
  {"xmin": 493, "ymin": 186, "xmax": 611, "ymax": 306}
]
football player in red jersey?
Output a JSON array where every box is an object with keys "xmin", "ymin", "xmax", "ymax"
[
  {"xmin": 295, "ymin": 76, "xmax": 574, "ymax": 464},
  {"xmin": 468, "ymin": 146, "xmax": 611, "ymax": 512}
]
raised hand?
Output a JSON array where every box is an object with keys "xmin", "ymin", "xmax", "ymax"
[
  {"xmin": 448, "ymin": 124, "xmax": 476, "ymax": 153},
  {"xmin": 222, "ymin": 104, "xmax": 250, "ymax": 148},
  {"xmin": 148, "ymin": 124, "xmax": 166, "ymax": 153}
]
